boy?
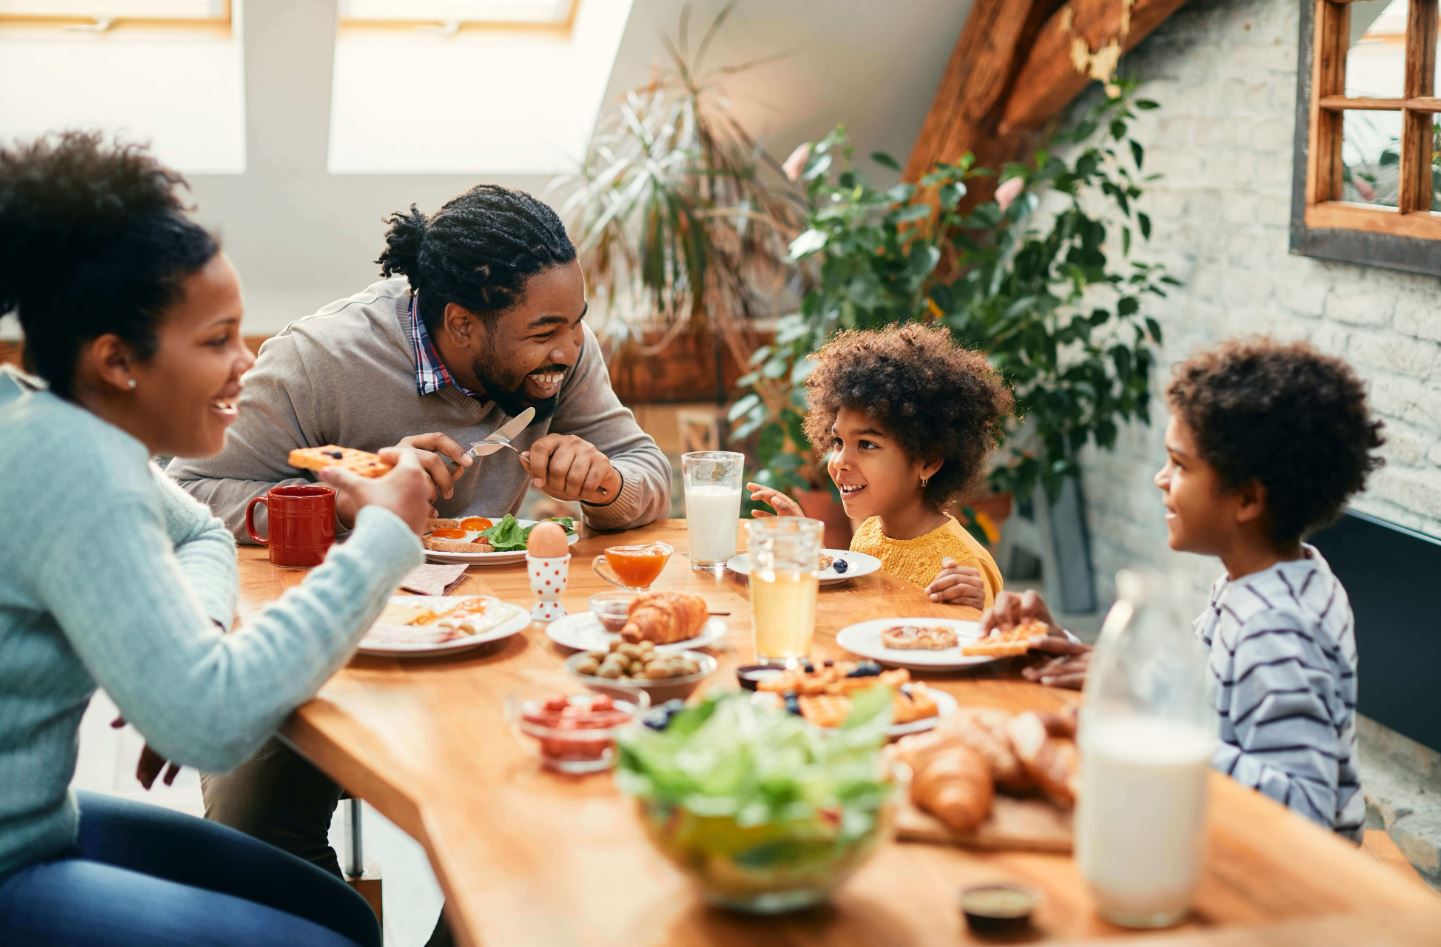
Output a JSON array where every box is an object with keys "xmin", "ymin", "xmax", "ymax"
[{"xmin": 983, "ymin": 338, "xmax": 1385, "ymax": 840}]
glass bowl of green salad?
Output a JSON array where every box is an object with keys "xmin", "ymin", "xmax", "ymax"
[{"xmin": 616, "ymin": 689, "xmax": 897, "ymax": 913}]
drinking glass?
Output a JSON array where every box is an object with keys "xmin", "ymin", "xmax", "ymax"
[
  {"xmin": 682, "ymin": 451, "xmax": 744, "ymax": 572},
  {"xmin": 592, "ymin": 542, "xmax": 673, "ymax": 590},
  {"xmin": 747, "ymin": 517, "xmax": 823, "ymax": 666}
]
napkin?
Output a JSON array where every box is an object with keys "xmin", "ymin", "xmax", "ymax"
[{"xmin": 398, "ymin": 563, "xmax": 469, "ymax": 597}]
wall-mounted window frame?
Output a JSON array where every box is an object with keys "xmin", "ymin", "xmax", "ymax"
[
  {"xmin": 338, "ymin": 0, "xmax": 579, "ymax": 36},
  {"xmin": 0, "ymin": 0, "xmax": 230, "ymax": 33},
  {"xmin": 1292, "ymin": 0, "xmax": 1441, "ymax": 276}
]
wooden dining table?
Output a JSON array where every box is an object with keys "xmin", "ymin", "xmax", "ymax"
[{"xmin": 236, "ymin": 520, "xmax": 1441, "ymax": 947}]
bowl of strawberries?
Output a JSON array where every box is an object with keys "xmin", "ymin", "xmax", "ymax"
[{"xmin": 505, "ymin": 691, "xmax": 648, "ymax": 774}]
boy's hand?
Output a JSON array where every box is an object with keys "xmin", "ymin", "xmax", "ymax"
[
  {"xmin": 1022, "ymin": 647, "xmax": 1092, "ymax": 689},
  {"xmin": 927, "ymin": 557, "xmax": 985, "ymax": 608},
  {"xmin": 980, "ymin": 589, "xmax": 1064, "ymax": 639},
  {"xmin": 746, "ymin": 481, "xmax": 802, "ymax": 518}
]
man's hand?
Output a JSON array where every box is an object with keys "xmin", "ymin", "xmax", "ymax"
[
  {"xmin": 336, "ymin": 434, "xmax": 470, "ymax": 528},
  {"xmin": 746, "ymin": 481, "xmax": 801, "ymax": 518},
  {"xmin": 111, "ymin": 716, "xmax": 182, "ymax": 789},
  {"xmin": 521, "ymin": 434, "xmax": 620, "ymax": 504},
  {"xmin": 979, "ymin": 589, "xmax": 1064, "ymax": 639},
  {"xmin": 926, "ymin": 557, "xmax": 985, "ymax": 608}
]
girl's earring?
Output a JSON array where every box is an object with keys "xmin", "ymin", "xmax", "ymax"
[
  {"xmin": 920, "ymin": 476, "xmax": 928, "ymax": 488},
  {"xmin": 127, "ymin": 378, "xmax": 138, "ymax": 391}
]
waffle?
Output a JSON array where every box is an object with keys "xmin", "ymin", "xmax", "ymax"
[
  {"xmin": 881, "ymin": 624, "xmax": 959, "ymax": 650},
  {"xmin": 961, "ymin": 619, "xmax": 1049, "ymax": 657}
]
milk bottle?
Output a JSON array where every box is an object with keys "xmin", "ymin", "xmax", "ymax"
[{"xmin": 1076, "ymin": 571, "xmax": 1215, "ymax": 928}]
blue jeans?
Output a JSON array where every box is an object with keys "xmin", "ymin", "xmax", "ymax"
[{"xmin": 0, "ymin": 792, "xmax": 381, "ymax": 947}]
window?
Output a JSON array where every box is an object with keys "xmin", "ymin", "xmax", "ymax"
[
  {"xmin": 1293, "ymin": 0, "xmax": 1441, "ymax": 275},
  {"xmin": 0, "ymin": 0, "xmax": 243, "ymax": 173},
  {"xmin": 338, "ymin": 0, "xmax": 577, "ymax": 35}
]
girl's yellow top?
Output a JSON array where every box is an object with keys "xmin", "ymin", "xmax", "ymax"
[{"xmin": 849, "ymin": 515, "xmax": 1003, "ymax": 616}]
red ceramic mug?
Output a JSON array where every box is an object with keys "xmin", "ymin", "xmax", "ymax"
[{"xmin": 245, "ymin": 485, "xmax": 336, "ymax": 567}]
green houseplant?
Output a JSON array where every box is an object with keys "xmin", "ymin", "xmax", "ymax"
[
  {"xmin": 554, "ymin": 2, "xmax": 802, "ymax": 383},
  {"xmin": 729, "ymin": 81, "xmax": 1178, "ymax": 534}
]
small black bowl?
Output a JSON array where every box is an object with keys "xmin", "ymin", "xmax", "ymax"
[
  {"xmin": 734, "ymin": 664, "xmax": 786, "ymax": 691},
  {"xmin": 958, "ymin": 883, "xmax": 1039, "ymax": 935}
]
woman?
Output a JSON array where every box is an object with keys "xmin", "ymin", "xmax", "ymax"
[{"xmin": 0, "ymin": 132, "xmax": 430, "ymax": 945}]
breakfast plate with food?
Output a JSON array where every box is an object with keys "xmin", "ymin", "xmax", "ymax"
[
  {"xmin": 835, "ymin": 618, "xmax": 1050, "ymax": 670},
  {"xmin": 421, "ymin": 514, "xmax": 578, "ymax": 564},
  {"xmin": 359, "ymin": 595, "xmax": 530, "ymax": 656},
  {"xmin": 750, "ymin": 658, "xmax": 958, "ymax": 737},
  {"xmin": 546, "ymin": 590, "xmax": 727, "ymax": 654},
  {"xmin": 725, "ymin": 548, "xmax": 880, "ymax": 585}
]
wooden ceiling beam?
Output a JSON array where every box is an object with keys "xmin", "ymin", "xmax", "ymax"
[
  {"xmin": 999, "ymin": 0, "xmax": 1193, "ymax": 134},
  {"xmin": 903, "ymin": 0, "xmax": 1061, "ymax": 184}
]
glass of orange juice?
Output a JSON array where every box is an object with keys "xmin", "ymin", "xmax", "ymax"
[
  {"xmin": 592, "ymin": 542, "xmax": 673, "ymax": 591},
  {"xmin": 746, "ymin": 518, "xmax": 823, "ymax": 666}
]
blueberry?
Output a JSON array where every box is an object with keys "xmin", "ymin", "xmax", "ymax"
[
  {"xmin": 643, "ymin": 699, "xmax": 686, "ymax": 731},
  {"xmin": 324, "ymin": 450, "xmax": 343, "ymax": 459},
  {"xmin": 823, "ymin": 659, "xmax": 835, "ymax": 668},
  {"xmin": 845, "ymin": 661, "xmax": 883, "ymax": 679},
  {"xmin": 831, "ymin": 558, "xmax": 848, "ymax": 574},
  {"xmin": 801, "ymin": 660, "xmax": 814, "ymax": 673}
]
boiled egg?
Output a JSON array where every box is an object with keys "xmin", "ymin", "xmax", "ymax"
[{"xmin": 527, "ymin": 521, "xmax": 569, "ymax": 558}]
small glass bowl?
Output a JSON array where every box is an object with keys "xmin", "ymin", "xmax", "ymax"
[
  {"xmin": 504, "ymin": 691, "xmax": 648, "ymax": 775},
  {"xmin": 588, "ymin": 591, "xmax": 638, "ymax": 634},
  {"xmin": 565, "ymin": 649, "xmax": 718, "ymax": 704}
]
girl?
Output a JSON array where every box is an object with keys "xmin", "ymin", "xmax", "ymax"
[
  {"xmin": 749, "ymin": 323, "xmax": 1012, "ymax": 613},
  {"xmin": 0, "ymin": 132, "xmax": 431, "ymax": 945}
]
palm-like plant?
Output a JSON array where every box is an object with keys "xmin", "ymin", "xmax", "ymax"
[{"xmin": 554, "ymin": 2, "xmax": 803, "ymax": 375}]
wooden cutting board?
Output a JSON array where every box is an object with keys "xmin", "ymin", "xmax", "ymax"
[{"xmin": 896, "ymin": 793, "xmax": 1073, "ymax": 852}]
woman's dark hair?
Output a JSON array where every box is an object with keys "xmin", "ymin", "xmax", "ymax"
[
  {"xmin": 0, "ymin": 131, "xmax": 219, "ymax": 398},
  {"xmin": 1167, "ymin": 337, "xmax": 1386, "ymax": 546},
  {"xmin": 376, "ymin": 184, "xmax": 576, "ymax": 333},
  {"xmin": 802, "ymin": 323, "xmax": 1014, "ymax": 509}
]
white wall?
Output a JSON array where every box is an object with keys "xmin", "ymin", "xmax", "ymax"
[
  {"xmin": 2, "ymin": 0, "xmax": 971, "ymax": 337},
  {"xmin": 1069, "ymin": 0, "xmax": 1441, "ymax": 611}
]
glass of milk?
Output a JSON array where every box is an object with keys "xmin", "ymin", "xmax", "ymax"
[
  {"xmin": 681, "ymin": 451, "xmax": 744, "ymax": 572},
  {"xmin": 1076, "ymin": 570, "xmax": 1216, "ymax": 929}
]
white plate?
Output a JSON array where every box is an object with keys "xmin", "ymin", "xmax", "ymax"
[
  {"xmin": 726, "ymin": 548, "xmax": 881, "ymax": 586},
  {"xmin": 545, "ymin": 611, "xmax": 728, "ymax": 654},
  {"xmin": 358, "ymin": 595, "xmax": 531, "ymax": 657},
  {"xmin": 423, "ymin": 518, "xmax": 579, "ymax": 565},
  {"xmin": 752, "ymin": 686, "xmax": 957, "ymax": 739},
  {"xmin": 835, "ymin": 617, "xmax": 1002, "ymax": 670}
]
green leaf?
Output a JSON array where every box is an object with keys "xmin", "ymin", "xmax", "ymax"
[
  {"xmin": 1138, "ymin": 212, "xmax": 1152, "ymax": 240},
  {"xmin": 1135, "ymin": 99, "xmax": 1160, "ymax": 110},
  {"xmin": 870, "ymin": 151, "xmax": 901, "ymax": 171},
  {"xmin": 1118, "ymin": 296, "xmax": 1139, "ymax": 316},
  {"xmin": 1129, "ymin": 140, "xmax": 1144, "ymax": 169}
]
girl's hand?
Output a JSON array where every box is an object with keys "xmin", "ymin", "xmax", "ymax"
[
  {"xmin": 927, "ymin": 557, "xmax": 985, "ymax": 608},
  {"xmin": 746, "ymin": 481, "xmax": 802, "ymax": 518}
]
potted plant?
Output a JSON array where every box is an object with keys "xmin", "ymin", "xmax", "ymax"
[
  {"xmin": 729, "ymin": 81, "xmax": 1178, "ymax": 543},
  {"xmin": 554, "ymin": 2, "xmax": 803, "ymax": 397}
]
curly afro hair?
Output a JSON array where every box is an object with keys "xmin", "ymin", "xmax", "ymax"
[
  {"xmin": 801, "ymin": 323, "xmax": 1013, "ymax": 508},
  {"xmin": 1166, "ymin": 338, "xmax": 1385, "ymax": 546}
]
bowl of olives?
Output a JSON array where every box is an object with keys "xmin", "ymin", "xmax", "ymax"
[{"xmin": 565, "ymin": 642, "xmax": 718, "ymax": 703}]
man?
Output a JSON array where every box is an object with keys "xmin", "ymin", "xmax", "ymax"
[
  {"xmin": 168, "ymin": 185, "xmax": 670, "ymax": 945},
  {"xmin": 170, "ymin": 184, "xmax": 669, "ymax": 539}
]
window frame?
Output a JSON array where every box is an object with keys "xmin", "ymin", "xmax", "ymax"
[
  {"xmin": 1292, "ymin": 0, "xmax": 1441, "ymax": 275},
  {"xmin": 337, "ymin": 0, "xmax": 579, "ymax": 36},
  {"xmin": 0, "ymin": 0, "xmax": 230, "ymax": 33}
]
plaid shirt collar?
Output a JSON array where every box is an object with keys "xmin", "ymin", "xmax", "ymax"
[{"xmin": 408, "ymin": 295, "xmax": 481, "ymax": 399}]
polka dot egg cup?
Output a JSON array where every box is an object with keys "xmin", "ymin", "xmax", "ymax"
[{"xmin": 527, "ymin": 553, "xmax": 571, "ymax": 623}]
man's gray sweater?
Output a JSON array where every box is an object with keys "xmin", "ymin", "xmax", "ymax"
[{"xmin": 169, "ymin": 278, "xmax": 670, "ymax": 539}]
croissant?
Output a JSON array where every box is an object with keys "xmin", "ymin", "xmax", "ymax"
[
  {"xmin": 937, "ymin": 708, "xmax": 1033, "ymax": 792},
  {"xmin": 899, "ymin": 732, "xmax": 994, "ymax": 834},
  {"xmin": 620, "ymin": 591, "xmax": 708, "ymax": 645},
  {"xmin": 1007, "ymin": 711, "xmax": 1080, "ymax": 809}
]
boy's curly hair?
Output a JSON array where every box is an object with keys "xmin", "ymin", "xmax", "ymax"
[
  {"xmin": 802, "ymin": 323, "xmax": 1014, "ymax": 508},
  {"xmin": 1166, "ymin": 338, "xmax": 1385, "ymax": 546}
]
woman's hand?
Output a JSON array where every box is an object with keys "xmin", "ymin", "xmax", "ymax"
[
  {"xmin": 979, "ymin": 589, "xmax": 1064, "ymax": 639},
  {"xmin": 746, "ymin": 481, "xmax": 801, "ymax": 518},
  {"xmin": 336, "ymin": 434, "xmax": 470, "ymax": 527},
  {"xmin": 320, "ymin": 448, "xmax": 433, "ymax": 536},
  {"xmin": 926, "ymin": 557, "xmax": 985, "ymax": 608},
  {"xmin": 111, "ymin": 716, "xmax": 181, "ymax": 789}
]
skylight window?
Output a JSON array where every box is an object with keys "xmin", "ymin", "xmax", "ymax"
[
  {"xmin": 327, "ymin": 0, "xmax": 631, "ymax": 174},
  {"xmin": 0, "ymin": 0, "xmax": 243, "ymax": 173}
]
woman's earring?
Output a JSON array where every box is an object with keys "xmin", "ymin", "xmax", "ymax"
[
  {"xmin": 920, "ymin": 476, "xmax": 928, "ymax": 488},
  {"xmin": 127, "ymin": 378, "xmax": 138, "ymax": 390}
]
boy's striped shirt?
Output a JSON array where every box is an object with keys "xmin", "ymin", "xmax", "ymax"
[{"xmin": 1193, "ymin": 546, "xmax": 1363, "ymax": 842}]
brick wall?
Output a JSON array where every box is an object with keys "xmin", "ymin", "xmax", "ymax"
[{"xmin": 1074, "ymin": 0, "xmax": 1441, "ymax": 608}]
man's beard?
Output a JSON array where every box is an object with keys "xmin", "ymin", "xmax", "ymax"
[{"xmin": 471, "ymin": 353, "xmax": 560, "ymax": 422}]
